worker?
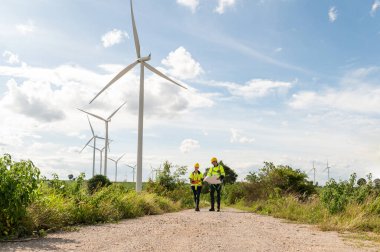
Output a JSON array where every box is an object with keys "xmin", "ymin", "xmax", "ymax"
[
  {"xmin": 189, "ymin": 162, "xmax": 203, "ymax": 211},
  {"xmin": 207, "ymin": 157, "xmax": 225, "ymax": 212}
]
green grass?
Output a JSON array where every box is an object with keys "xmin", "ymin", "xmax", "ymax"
[{"xmin": 231, "ymin": 195, "xmax": 380, "ymax": 246}]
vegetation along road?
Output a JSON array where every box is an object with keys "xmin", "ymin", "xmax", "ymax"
[{"xmin": 1, "ymin": 208, "xmax": 377, "ymax": 252}]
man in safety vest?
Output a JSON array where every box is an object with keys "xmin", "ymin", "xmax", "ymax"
[
  {"xmin": 207, "ymin": 157, "xmax": 225, "ymax": 212},
  {"xmin": 189, "ymin": 162, "xmax": 203, "ymax": 211}
]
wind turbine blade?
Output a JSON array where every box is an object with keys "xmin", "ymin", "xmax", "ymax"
[
  {"xmin": 108, "ymin": 101, "xmax": 127, "ymax": 120},
  {"xmin": 95, "ymin": 136, "xmax": 105, "ymax": 140},
  {"xmin": 78, "ymin": 108, "xmax": 106, "ymax": 121},
  {"xmin": 130, "ymin": 0, "xmax": 141, "ymax": 58},
  {"xmin": 117, "ymin": 153, "xmax": 126, "ymax": 162},
  {"xmin": 87, "ymin": 116, "xmax": 95, "ymax": 136},
  {"xmin": 108, "ymin": 157, "xmax": 116, "ymax": 162},
  {"xmin": 144, "ymin": 62, "xmax": 187, "ymax": 90},
  {"xmin": 89, "ymin": 61, "xmax": 139, "ymax": 104},
  {"xmin": 80, "ymin": 137, "xmax": 94, "ymax": 153}
]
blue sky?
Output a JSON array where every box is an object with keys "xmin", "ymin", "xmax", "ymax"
[{"xmin": 1, "ymin": 0, "xmax": 380, "ymax": 184}]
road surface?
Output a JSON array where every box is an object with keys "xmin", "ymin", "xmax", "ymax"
[{"xmin": 0, "ymin": 208, "xmax": 377, "ymax": 252}]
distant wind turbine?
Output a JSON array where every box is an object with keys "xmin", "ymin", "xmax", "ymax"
[
  {"xmin": 108, "ymin": 153, "xmax": 126, "ymax": 182},
  {"xmin": 89, "ymin": 145, "xmax": 106, "ymax": 175},
  {"xmin": 323, "ymin": 160, "xmax": 331, "ymax": 181},
  {"xmin": 80, "ymin": 116, "xmax": 105, "ymax": 177},
  {"xmin": 126, "ymin": 164, "xmax": 136, "ymax": 183},
  {"xmin": 78, "ymin": 101, "xmax": 126, "ymax": 177},
  {"xmin": 89, "ymin": 0, "xmax": 188, "ymax": 192},
  {"xmin": 308, "ymin": 161, "xmax": 316, "ymax": 185}
]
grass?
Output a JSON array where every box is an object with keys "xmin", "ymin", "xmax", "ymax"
[{"xmin": 231, "ymin": 195, "xmax": 380, "ymax": 246}]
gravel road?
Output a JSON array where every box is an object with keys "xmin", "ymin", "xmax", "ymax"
[{"xmin": 0, "ymin": 208, "xmax": 377, "ymax": 252}]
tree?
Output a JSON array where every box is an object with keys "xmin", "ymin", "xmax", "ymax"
[
  {"xmin": 219, "ymin": 161, "xmax": 238, "ymax": 184},
  {"xmin": 357, "ymin": 178, "xmax": 367, "ymax": 187},
  {"xmin": 68, "ymin": 174, "xmax": 74, "ymax": 180}
]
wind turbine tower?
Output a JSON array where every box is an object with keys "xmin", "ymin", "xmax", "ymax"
[
  {"xmin": 80, "ymin": 116, "xmax": 105, "ymax": 177},
  {"xmin": 324, "ymin": 160, "xmax": 331, "ymax": 181},
  {"xmin": 89, "ymin": 0, "xmax": 188, "ymax": 192},
  {"xmin": 78, "ymin": 101, "xmax": 126, "ymax": 177},
  {"xmin": 108, "ymin": 153, "xmax": 126, "ymax": 182}
]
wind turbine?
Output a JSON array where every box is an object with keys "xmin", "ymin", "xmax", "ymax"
[
  {"xmin": 126, "ymin": 164, "xmax": 136, "ymax": 183},
  {"xmin": 89, "ymin": 145, "xmax": 106, "ymax": 175},
  {"xmin": 80, "ymin": 116, "xmax": 105, "ymax": 177},
  {"xmin": 308, "ymin": 161, "xmax": 316, "ymax": 185},
  {"xmin": 108, "ymin": 153, "xmax": 126, "ymax": 182},
  {"xmin": 323, "ymin": 160, "xmax": 331, "ymax": 181},
  {"xmin": 89, "ymin": 0, "xmax": 187, "ymax": 192},
  {"xmin": 78, "ymin": 101, "xmax": 126, "ymax": 177}
]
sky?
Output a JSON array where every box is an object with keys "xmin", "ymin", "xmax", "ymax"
[{"xmin": 1, "ymin": 0, "xmax": 380, "ymax": 184}]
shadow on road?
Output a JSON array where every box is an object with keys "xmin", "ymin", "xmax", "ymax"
[{"xmin": 0, "ymin": 237, "xmax": 79, "ymax": 251}]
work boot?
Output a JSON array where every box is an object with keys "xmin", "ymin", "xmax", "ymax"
[
  {"xmin": 195, "ymin": 207, "xmax": 200, "ymax": 211},
  {"xmin": 217, "ymin": 208, "xmax": 220, "ymax": 212},
  {"xmin": 209, "ymin": 208, "xmax": 215, "ymax": 211}
]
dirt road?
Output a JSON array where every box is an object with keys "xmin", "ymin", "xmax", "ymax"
[{"xmin": 1, "ymin": 208, "xmax": 377, "ymax": 252}]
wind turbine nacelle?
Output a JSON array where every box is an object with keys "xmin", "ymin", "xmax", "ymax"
[{"xmin": 138, "ymin": 54, "xmax": 151, "ymax": 62}]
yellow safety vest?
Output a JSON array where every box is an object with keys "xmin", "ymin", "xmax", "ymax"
[
  {"xmin": 189, "ymin": 171, "xmax": 203, "ymax": 188},
  {"xmin": 207, "ymin": 164, "xmax": 225, "ymax": 177}
]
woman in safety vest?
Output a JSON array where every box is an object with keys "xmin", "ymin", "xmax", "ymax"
[
  {"xmin": 189, "ymin": 163, "xmax": 203, "ymax": 211},
  {"xmin": 207, "ymin": 157, "xmax": 225, "ymax": 212}
]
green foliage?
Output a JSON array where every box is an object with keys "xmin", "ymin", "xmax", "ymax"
[
  {"xmin": 146, "ymin": 161, "xmax": 196, "ymax": 208},
  {"xmin": 0, "ymin": 154, "xmax": 41, "ymax": 238},
  {"xmin": 87, "ymin": 174, "xmax": 111, "ymax": 194},
  {"xmin": 320, "ymin": 173, "xmax": 378, "ymax": 214},
  {"xmin": 219, "ymin": 161, "xmax": 238, "ymax": 184},
  {"xmin": 357, "ymin": 178, "xmax": 367, "ymax": 186},
  {"xmin": 239, "ymin": 162, "xmax": 316, "ymax": 203},
  {"xmin": 223, "ymin": 183, "xmax": 245, "ymax": 205}
]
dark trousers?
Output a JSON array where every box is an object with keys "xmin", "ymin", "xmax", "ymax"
[
  {"xmin": 191, "ymin": 186, "xmax": 202, "ymax": 208},
  {"xmin": 210, "ymin": 184, "xmax": 222, "ymax": 209}
]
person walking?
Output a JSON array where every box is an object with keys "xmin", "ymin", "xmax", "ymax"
[
  {"xmin": 207, "ymin": 157, "xmax": 225, "ymax": 212},
  {"xmin": 189, "ymin": 162, "xmax": 203, "ymax": 211}
]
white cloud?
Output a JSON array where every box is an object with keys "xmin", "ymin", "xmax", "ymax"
[
  {"xmin": 289, "ymin": 88, "xmax": 380, "ymax": 114},
  {"xmin": 2, "ymin": 79, "xmax": 65, "ymax": 122},
  {"xmin": 328, "ymin": 6, "xmax": 338, "ymax": 23},
  {"xmin": 371, "ymin": 0, "xmax": 380, "ymax": 16},
  {"xmin": 180, "ymin": 139, "xmax": 200, "ymax": 153},
  {"xmin": 177, "ymin": 0, "xmax": 199, "ymax": 13},
  {"xmin": 161, "ymin": 46, "xmax": 203, "ymax": 80},
  {"xmin": 230, "ymin": 128, "xmax": 254, "ymax": 144},
  {"xmin": 215, "ymin": 0, "xmax": 236, "ymax": 14},
  {"xmin": 101, "ymin": 29, "xmax": 129, "ymax": 48},
  {"xmin": 289, "ymin": 67, "xmax": 380, "ymax": 114},
  {"xmin": 274, "ymin": 47, "xmax": 283, "ymax": 53},
  {"xmin": 16, "ymin": 20, "xmax": 36, "ymax": 34},
  {"xmin": 210, "ymin": 79, "xmax": 292, "ymax": 99},
  {"xmin": 2, "ymin": 51, "xmax": 20, "ymax": 65}
]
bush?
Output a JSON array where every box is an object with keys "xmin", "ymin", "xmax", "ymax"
[
  {"xmin": 87, "ymin": 175, "xmax": 111, "ymax": 194},
  {"xmin": 242, "ymin": 162, "xmax": 316, "ymax": 203},
  {"xmin": 0, "ymin": 154, "xmax": 41, "ymax": 238},
  {"xmin": 320, "ymin": 173, "xmax": 377, "ymax": 214}
]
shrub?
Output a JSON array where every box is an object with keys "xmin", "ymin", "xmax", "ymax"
[
  {"xmin": 87, "ymin": 175, "xmax": 111, "ymax": 194},
  {"xmin": 0, "ymin": 154, "xmax": 41, "ymax": 238},
  {"xmin": 242, "ymin": 162, "xmax": 316, "ymax": 202}
]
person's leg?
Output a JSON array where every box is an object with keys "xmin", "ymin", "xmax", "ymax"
[
  {"xmin": 196, "ymin": 186, "xmax": 202, "ymax": 211},
  {"xmin": 209, "ymin": 185, "xmax": 215, "ymax": 211},
  {"xmin": 216, "ymin": 185, "xmax": 221, "ymax": 211},
  {"xmin": 191, "ymin": 186, "xmax": 197, "ymax": 209}
]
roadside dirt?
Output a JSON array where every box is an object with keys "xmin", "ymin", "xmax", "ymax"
[{"xmin": 1, "ymin": 208, "xmax": 378, "ymax": 252}]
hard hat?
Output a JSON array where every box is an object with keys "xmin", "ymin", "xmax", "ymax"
[
  {"xmin": 211, "ymin": 157, "xmax": 217, "ymax": 163},
  {"xmin": 194, "ymin": 163, "xmax": 200, "ymax": 168}
]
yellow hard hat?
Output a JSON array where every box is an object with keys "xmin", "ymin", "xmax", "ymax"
[
  {"xmin": 211, "ymin": 157, "xmax": 217, "ymax": 163},
  {"xmin": 194, "ymin": 163, "xmax": 200, "ymax": 168}
]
